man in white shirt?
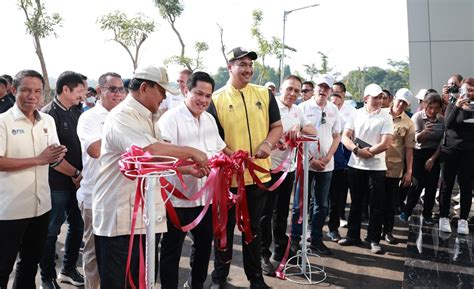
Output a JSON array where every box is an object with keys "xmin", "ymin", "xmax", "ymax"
[
  {"xmin": 259, "ymin": 75, "xmax": 315, "ymax": 275},
  {"xmin": 291, "ymin": 75, "xmax": 341, "ymax": 255},
  {"xmin": 92, "ymin": 65, "xmax": 208, "ymax": 288},
  {"xmin": 76, "ymin": 72, "xmax": 126, "ymax": 289},
  {"xmin": 159, "ymin": 69, "xmax": 192, "ymax": 113},
  {"xmin": 338, "ymin": 83, "xmax": 393, "ymax": 254},
  {"xmin": 0, "ymin": 70, "xmax": 66, "ymax": 289},
  {"xmin": 326, "ymin": 82, "xmax": 356, "ymax": 241},
  {"xmin": 158, "ymin": 71, "xmax": 225, "ymax": 289}
]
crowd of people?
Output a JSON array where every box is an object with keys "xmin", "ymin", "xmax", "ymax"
[{"xmin": 0, "ymin": 47, "xmax": 473, "ymax": 289}]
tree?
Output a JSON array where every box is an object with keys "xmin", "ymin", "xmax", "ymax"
[
  {"xmin": 342, "ymin": 59, "xmax": 410, "ymax": 100},
  {"xmin": 98, "ymin": 11, "xmax": 155, "ymax": 72},
  {"xmin": 153, "ymin": 0, "xmax": 208, "ymax": 71},
  {"xmin": 250, "ymin": 9, "xmax": 296, "ymax": 85},
  {"xmin": 18, "ymin": 0, "xmax": 62, "ymax": 100},
  {"xmin": 216, "ymin": 23, "xmax": 228, "ymax": 64}
]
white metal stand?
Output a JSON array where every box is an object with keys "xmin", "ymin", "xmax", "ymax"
[
  {"xmin": 122, "ymin": 155, "xmax": 178, "ymax": 289},
  {"xmin": 284, "ymin": 140, "xmax": 327, "ymax": 285}
]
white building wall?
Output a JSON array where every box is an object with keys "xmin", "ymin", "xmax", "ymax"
[{"xmin": 407, "ymin": 0, "xmax": 474, "ymax": 111}]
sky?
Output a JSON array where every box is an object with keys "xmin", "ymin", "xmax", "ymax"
[{"xmin": 1, "ymin": 0, "xmax": 409, "ymax": 83}]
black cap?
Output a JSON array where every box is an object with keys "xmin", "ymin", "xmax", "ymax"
[{"xmin": 227, "ymin": 47, "xmax": 257, "ymax": 63}]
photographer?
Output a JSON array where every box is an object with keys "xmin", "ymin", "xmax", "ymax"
[
  {"xmin": 438, "ymin": 78, "xmax": 474, "ymax": 235},
  {"xmin": 441, "ymin": 74, "xmax": 463, "ymax": 116}
]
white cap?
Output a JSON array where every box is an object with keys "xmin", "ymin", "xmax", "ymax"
[
  {"xmin": 264, "ymin": 81, "xmax": 276, "ymax": 88},
  {"xmin": 395, "ymin": 88, "xmax": 412, "ymax": 106},
  {"xmin": 415, "ymin": 89, "xmax": 428, "ymax": 101},
  {"xmin": 315, "ymin": 74, "xmax": 334, "ymax": 87},
  {"xmin": 134, "ymin": 65, "xmax": 180, "ymax": 95},
  {"xmin": 364, "ymin": 83, "xmax": 383, "ymax": 97}
]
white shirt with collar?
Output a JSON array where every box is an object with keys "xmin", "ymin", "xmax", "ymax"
[
  {"xmin": 271, "ymin": 98, "xmax": 311, "ymax": 171},
  {"xmin": 158, "ymin": 103, "xmax": 226, "ymax": 208},
  {"xmin": 76, "ymin": 102, "xmax": 108, "ymax": 209},
  {"xmin": 339, "ymin": 102, "xmax": 357, "ymax": 131},
  {"xmin": 159, "ymin": 92, "xmax": 185, "ymax": 112},
  {"xmin": 299, "ymin": 98, "xmax": 341, "ymax": 172},
  {"xmin": 345, "ymin": 106, "xmax": 394, "ymax": 171},
  {"xmin": 0, "ymin": 104, "xmax": 59, "ymax": 220},
  {"xmin": 92, "ymin": 95, "xmax": 167, "ymax": 237}
]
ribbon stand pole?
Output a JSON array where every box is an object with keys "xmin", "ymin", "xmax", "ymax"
[
  {"xmin": 145, "ymin": 177, "xmax": 156, "ymax": 289},
  {"xmin": 284, "ymin": 139, "xmax": 327, "ymax": 285}
]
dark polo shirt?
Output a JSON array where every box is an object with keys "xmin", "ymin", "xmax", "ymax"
[
  {"xmin": 41, "ymin": 97, "xmax": 82, "ymax": 191},
  {"xmin": 0, "ymin": 93, "xmax": 14, "ymax": 114}
]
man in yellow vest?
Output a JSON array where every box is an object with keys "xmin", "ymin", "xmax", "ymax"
[{"xmin": 208, "ymin": 47, "xmax": 283, "ymax": 289}]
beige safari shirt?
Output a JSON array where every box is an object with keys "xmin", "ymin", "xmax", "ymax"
[
  {"xmin": 386, "ymin": 111, "xmax": 415, "ymax": 178},
  {"xmin": 0, "ymin": 105, "xmax": 59, "ymax": 220},
  {"xmin": 92, "ymin": 95, "xmax": 167, "ymax": 237}
]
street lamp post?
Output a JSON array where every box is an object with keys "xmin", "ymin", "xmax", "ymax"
[{"xmin": 280, "ymin": 3, "xmax": 320, "ymax": 87}]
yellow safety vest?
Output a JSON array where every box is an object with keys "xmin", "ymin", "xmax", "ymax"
[{"xmin": 212, "ymin": 82, "xmax": 271, "ymax": 186}]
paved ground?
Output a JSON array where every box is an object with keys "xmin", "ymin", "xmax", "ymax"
[{"xmin": 9, "ymin": 215, "xmax": 407, "ymax": 289}]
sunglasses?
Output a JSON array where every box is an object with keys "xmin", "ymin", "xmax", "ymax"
[
  {"xmin": 321, "ymin": 111, "xmax": 326, "ymax": 124},
  {"xmin": 301, "ymin": 89, "xmax": 313, "ymax": 93},
  {"xmin": 101, "ymin": 86, "xmax": 126, "ymax": 94}
]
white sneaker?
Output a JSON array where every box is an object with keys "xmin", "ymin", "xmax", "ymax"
[
  {"xmin": 452, "ymin": 193, "xmax": 460, "ymax": 202},
  {"xmin": 458, "ymin": 219, "xmax": 469, "ymax": 235},
  {"xmin": 439, "ymin": 217, "xmax": 452, "ymax": 233}
]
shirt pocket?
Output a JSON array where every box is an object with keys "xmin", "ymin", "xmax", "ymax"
[
  {"xmin": 395, "ymin": 127, "xmax": 407, "ymax": 137},
  {"xmin": 205, "ymin": 137, "xmax": 217, "ymax": 153}
]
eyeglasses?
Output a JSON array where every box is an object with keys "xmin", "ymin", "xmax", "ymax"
[
  {"xmin": 301, "ymin": 89, "xmax": 313, "ymax": 94},
  {"xmin": 321, "ymin": 111, "xmax": 326, "ymax": 124},
  {"xmin": 101, "ymin": 86, "xmax": 126, "ymax": 94}
]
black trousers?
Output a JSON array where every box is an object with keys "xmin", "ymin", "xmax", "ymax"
[
  {"xmin": 160, "ymin": 206, "xmax": 213, "ymax": 289},
  {"xmin": 346, "ymin": 168, "xmax": 386, "ymax": 243},
  {"xmin": 382, "ymin": 177, "xmax": 401, "ymax": 234},
  {"xmin": 95, "ymin": 233, "xmax": 161, "ymax": 289},
  {"xmin": 211, "ymin": 184, "xmax": 267, "ymax": 283},
  {"xmin": 439, "ymin": 149, "xmax": 474, "ymax": 220},
  {"xmin": 328, "ymin": 168, "xmax": 349, "ymax": 232},
  {"xmin": 0, "ymin": 211, "xmax": 50, "ymax": 289},
  {"xmin": 404, "ymin": 148, "xmax": 440, "ymax": 218},
  {"xmin": 260, "ymin": 171, "xmax": 295, "ymax": 259}
]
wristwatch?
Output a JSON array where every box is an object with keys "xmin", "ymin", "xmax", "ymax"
[
  {"xmin": 352, "ymin": 146, "xmax": 359, "ymax": 156},
  {"xmin": 73, "ymin": 169, "xmax": 81, "ymax": 178}
]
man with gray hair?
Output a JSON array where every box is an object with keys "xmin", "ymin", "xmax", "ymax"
[{"xmin": 76, "ymin": 72, "xmax": 126, "ymax": 289}]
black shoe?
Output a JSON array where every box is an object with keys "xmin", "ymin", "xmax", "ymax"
[
  {"xmin": 338, "ymin": 237, "xmax": 361, "ymax": 246},
  {"xmin": 59, "ymin": 268, "xmax": 84, "ymax": 286},
  {"xmin": 384, "ymin": 233, "xmax": 397, "ymax": 244},
  {"xmin": 261, "ymin": 256, "xmax": 275, "ymax": 276},
  {"xmin": 40, "ymin": 279, "xmax": 61, "ymax": 289},
  {"xmin": 363, "ymin": 234, "xmax": 370, "ymax": 243},
  {"xmin": 290, "ymin": 239, "xmax": 301, "ymax": 254},
  {"xmin": 309, "ymin": 240, "xmax": 332, "ymax": 255},
  {"xmin": 210, "ymin": 279, "xmax": 226, "ymax": 289},
  {"xmin": 250, "ymin": 277, "xmax": 272, "ymax": 289}
]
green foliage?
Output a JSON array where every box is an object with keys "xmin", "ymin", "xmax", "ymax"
[
  {"xmin": 98, "ymin": 11, "xmax": 155, "ymax": 47},
  {"xmin": 343, "ymin": 59, "xmax": 410, "ymax": 101},
  {"xmin": 98, "ymin": 11, "xmax": 155, "ymax": 71},
  {"xmin": 154, "ymin": 0, "xmax": 183, "ymax": 21},
  {"xmin": 250, "ymin": 9, "xmax": 296, "ymax": 85},
  {"xmin": 18, "ymin": 0, "xmax": 62, "ymax": 38},
  {"xmin": 153, "ymin": 0, "xmax": 207, "ymax": 71}
]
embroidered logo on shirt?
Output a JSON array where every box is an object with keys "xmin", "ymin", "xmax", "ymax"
[
  {"xmin": 256, "ymin": 101, "xmax": 262, "ymax": 109},
  {"xmin": 43, "ymin": 127, "xmax": 48, "ymax": 134},
  {"xmin": 228, "ymin": 104, "xmax": 234, "ymax": 111},
  {"xmin": 11, "ymin": 129, "xmax": 25, "ymax": 135}
]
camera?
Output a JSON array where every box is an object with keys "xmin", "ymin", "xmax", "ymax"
[{"xmin": 447, "ymin": 85, "xmax": 459, "ymax": 94}]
